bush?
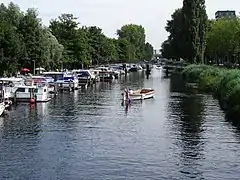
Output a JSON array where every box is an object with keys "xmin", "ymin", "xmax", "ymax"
[
  {"xmin": 226, "ymin": 84, "xmax": 240, "ymax": 115},
  {"xmin": 217, "ymin": 70, "xmax": 240, "ymax": 98},
  {"xmin": 198, "ymin": 67, "xmax": 224, "ymax": 93},
  {"xmin": 182, "ymin": 64, "xmax": 240, "ymax": 119},
  {"xmin": 182, "ymin": 64, "xmax": 210, "ymax": 83}
]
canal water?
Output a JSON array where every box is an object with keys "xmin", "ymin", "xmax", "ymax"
[{"xmin": 0, "ymin": 69, "xmax": 240, "ymax": 180}]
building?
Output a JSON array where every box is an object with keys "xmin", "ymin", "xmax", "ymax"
[{"xmin": 215, "ymin": 10, "xmax": 236, "ymax": 19}]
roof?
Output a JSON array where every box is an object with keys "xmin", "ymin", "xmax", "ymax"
[
  {"xmin": 0, "ymin": 77, "xmax": 23, "ymax": 82},
  {"xmin": 215, "ymin": 10, "xmax": 236, "ymax": 15},
  {"xmin": 42, "ymin": 72, "xmax": 64, "ymax": 74}
]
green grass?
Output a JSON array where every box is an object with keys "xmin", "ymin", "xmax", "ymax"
[{"xmin": 182, "ymin": 64, "xmax": 240, "ymax": 119}]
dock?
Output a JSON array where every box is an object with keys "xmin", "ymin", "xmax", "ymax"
[{"xmin": 160, "ymin": 59, "xmax": 189, "ymax": 76}]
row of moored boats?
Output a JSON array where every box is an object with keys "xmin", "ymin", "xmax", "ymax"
[{"xmin": 0, "ymin": 64, "xmax": 147, "ymax": 116}]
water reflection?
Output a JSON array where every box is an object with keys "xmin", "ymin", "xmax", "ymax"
[
  {"xmin": 0, "ymin": 104, "xmax": 44, "ymax": 138},
  {"xmin": 178, "ymin": 95, "xmax": 204, "ymax": 178},
  {"xmin": 119, "ymin": 72, "xmax": 145, "ymax": 91},
  {"xmin": 168, "ymin": 76, "xmax": 205, "ymax": 179},
  {"xmin": 1, "ymin": 70, "xmax": 240, "ymax": 179}
]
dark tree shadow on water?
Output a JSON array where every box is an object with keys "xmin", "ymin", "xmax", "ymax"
[
  {"xmin": 168, "ymin": 75, "xmax": 205, "ymax": 179},
  {"xmin": 177, "ymin": 95, "xmax": 205, "ymax": 178},
  {"xmin": 225, "ymin": 113, "xmax": 240, "ymax": 141}
]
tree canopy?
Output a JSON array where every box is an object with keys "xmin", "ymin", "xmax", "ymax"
[
  {"xmin": 0, "ymin": 2, "xmax": 154, "ymax": 76},
  {"xmin": 161, "ymin": 0, "xmax": 208, "ymax": 63},
  {"xmin": 205, "ymin": 18, "xmax": 240, "ymax": 66}
]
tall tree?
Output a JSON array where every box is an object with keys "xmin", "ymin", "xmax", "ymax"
[
  {"xmin": 162, "ymin": 0, "xmax": 208, "ymax": 63},
  {"xmin": 18, "ymin": 8, "xmax": 43, "ymax": 68},
  {"xmin": 0, "ymin": 3, "xmax": 24, "ymax": 75},
  {"xmin": 87, "ymin": 26, "xmax": 105, "ymax": 65},
  {"xmin": 144, "ymin": 42, "xmax": 154, "ymax": 60},
  {"xmin": 197, "ymin": 0, "xmax": 208, "ymax": 63},
  {"xmin": 117, "ymin": 24, "xmax": 147, "ymax": 61},
  {"xmin": 49, "ymin": 13, "xmax": 79, "ymax": 67},
  {"xmin": 162, "ymin": 8, "xmax": 185, "ymax": 59},
  {"xmin": 0, "ymin": 1, "xmax": 154, "ymax": 74},
  {"xmin": 182, "ymin": 0, "xmax": 200, "ymax": 63},
  {"xmin": 205, "ymin": 18, "xmax": 240, "ymax": 65}
]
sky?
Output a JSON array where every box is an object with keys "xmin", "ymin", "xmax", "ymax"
[{"xmin": 2, "ymin": 0, "xmax": 239, "ymax": 49}]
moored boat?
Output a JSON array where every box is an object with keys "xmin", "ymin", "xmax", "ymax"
[{"xmin": 0, "ymin": 101, "xmax": 5, "ymax": 116}]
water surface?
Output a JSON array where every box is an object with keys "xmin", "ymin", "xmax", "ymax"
[{"xmin": 0, "ymin": 69, "xmax": 240, "ymax": 180}]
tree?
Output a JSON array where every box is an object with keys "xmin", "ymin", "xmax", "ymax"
[
  {"xmin": 144, "ymin": 42, "xmax": 154, "ymax": 60},
  {"xmin": 161, "ymin": 40, "xmax": 173, "ymax": 59},
  {"xmin": 117, "ymin": 38, "xmax": 130, "ymax": 62},
  {"xmin": 182, "ymin": 0, "xmax": 200, "ymax": 63},
  {"xmin": 117, "ymin": 24, "xmax": 148, "ymax": 61},
  {"xmin": 40, "ymin": 28, "xmax": 64, "ymax": 70},
  {"xmin": 0, "ymin": 2, "xmax": 154, "ymax": 75},
  {"xmin": 49, "ymin": 13, "xmax": 79, "ymax": 67},
  {"xmin": 18, "ymin": 8, "xmax": 44, "ymax": 68},
  {"xmin": 87, "ymin": 26, "xmax": 106, "ymax": 65},
  {"xmin": 205, "ymin": 18, "xmax": 240, "ymax": 66},
  {"xmin": 74, "ymin": 27, "xmax": 91, "ymax": 68},
  {"xmin": 197, "ymin": 0, "xmax": 208, "ymax": 63},
  {"xmin": 0, "ymin": 2, "xmax": 64, "ymax": 75},
  {"xmin": 0, "ymin": 2, "xmax": 24, "ymax": 75},
  {"xmin": 161, "ymin": 0, "xmax": 208, "ymax": 63},
  {"xmin": 161, "ymin": 8, "xmax": 185, "ymax": 59}
]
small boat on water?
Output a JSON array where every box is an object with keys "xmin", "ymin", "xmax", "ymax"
[
  {"xmin": 123, "ymin": 88, "xmax": 155, "ymax": 101},
  {"xmin": 155, "ymin": 65, "xmax": 162, "ymax": 70}
]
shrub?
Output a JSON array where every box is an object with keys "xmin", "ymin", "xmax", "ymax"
[
  {"xmin": 182, "ymin": 64, "xmax": 210, "ymax": 83},
  {"xmin": 182, "ymin": 64, "xmax": 240, "ymax": 119},
  {"xmin": 219, "ymin": 76, "xmax": 240, "ymax": 109},
  {"xmin": 198, "ymin": 67, "xmax": 224, "ymax": 93},
  {"xmin": 217, "ymin": 70, "xmax": 240, "ymax": 99},
  {"xmin": 225, "ymin": 84, "xmax": 240, "ymax": 116}
]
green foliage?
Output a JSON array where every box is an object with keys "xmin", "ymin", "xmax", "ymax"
[
  {"xmin": 161, "ymin": 9, "xmax": 184, "ymax": 59},
  {"xmin": 183, "ymin": 65, "xmax": 240, "ymax": 118},
  {"xmin": 198, "ymin": 67, "xmax": 225, "ymax": 93},
  {"xmin": 0, "ymin": 2, "xmax": 154, "ymax": 75},
  {"xmin": 182, "ymin": 64, "xmax": 210, "ymax": 82},
  {"xmin": 161, "ymin": 0, "xmax": 208, "ymax": 63},
  {"xmin": 205, "ymin": 18, "xmax": 240, "ymax": 65},
  {"xmin": 117, "ymin": 24, "xmax": 153, "ymax": 61},
  {"xmin": 162, "ymin": 6, "xmax": 240, "ymax": 66},
  {"xmin": 0, "ymin": 2, "xmax": 63, "ymax": 75}
]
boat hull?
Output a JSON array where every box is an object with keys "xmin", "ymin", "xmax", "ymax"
[
  {"xmin": 130, "ymin": 92, "xmax": 154, "ymax": 100},
  {"xmin": 124, "ymin": 88, "xmax": 155, "ymax": 101},
  {"xmin": 0, "ymin": 102, "xmax": 5, "ymax": 116},
  {"xmin": 14, "ymin": 97, "xmax": 51, "ymax": 103}
]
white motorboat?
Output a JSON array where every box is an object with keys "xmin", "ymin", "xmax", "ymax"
[
  {"xmin": 15, "ymin": 84, "xmax": 51, "ymax": 102},
  {"xmin": 42, "ymin": 71, "xmax": 79, "ymax": 90},
  {"xmin": 0, "ymin": 77, "xmax": 25, "ymax": 99},
  {"xmin": 25, "ymin": 76, "xmax": 55, "ymax": 93},
  {"xmin": 124, "ymin": 88, "xmax": 155, "ymax": 101},
  {"xmin": 72, "ymin": 69, "xmax": 95, "ymax": 86}
]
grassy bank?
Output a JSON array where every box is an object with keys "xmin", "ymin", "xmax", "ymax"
[{"xmin": 182, "ymin": 64, "xmax": 240, "ymax": 119}]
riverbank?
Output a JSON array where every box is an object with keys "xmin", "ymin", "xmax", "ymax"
[{"xmin": 182, "ymin": 64, "xmax": 240, "ymax": 120}]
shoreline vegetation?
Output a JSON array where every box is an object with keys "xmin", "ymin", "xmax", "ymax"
[
  {"xmin": 161, "ymin": 0, "xmax": 240, "ymax": 120},
  {"xmin": 182, "ymin": 64, "xmax": 240, "ymax": 121},
  {"xmin": 0, "ymin": 2, "xmax": 154, "ymax": 76}
]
